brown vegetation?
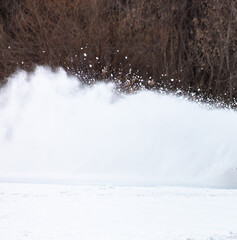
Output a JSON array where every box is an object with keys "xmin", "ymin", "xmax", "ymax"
[{"xmin": 0, "ymin": 0, "xmax": 236, "ymax": 103}]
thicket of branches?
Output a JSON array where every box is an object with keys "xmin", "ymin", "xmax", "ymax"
[{"xmin": 0, "ymin": 0, "xmax": 236, "ymax": 103}]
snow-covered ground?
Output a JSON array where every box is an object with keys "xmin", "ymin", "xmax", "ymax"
[
  {"xmin": 0, "ymin": 183, "xmax": 237, "ymax": 240},
  {"xmin": 0, "ymin": 67, "xmax": 237, "ymax": 239}
]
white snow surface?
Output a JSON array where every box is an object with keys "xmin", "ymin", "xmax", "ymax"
[
  {"xmin": 0, "ymin": 66, "xmax": 237, "ymax": 188},
  {"xmin": 0, "ymin": 183, "xmax": 237, "ymax": 240}
]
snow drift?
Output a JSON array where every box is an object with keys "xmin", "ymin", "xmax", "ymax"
[{"xmin": 0, "ymin": 67, "xmax": 237, "ymax": 188}]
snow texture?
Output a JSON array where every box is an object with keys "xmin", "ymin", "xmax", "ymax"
[
  {"xmin": 0, "ymin": 183, "xmax": 237, "ymax": 240},
  {"xmin": 0, "ymin": 66, "xmax": 237, "ymax": 188}
]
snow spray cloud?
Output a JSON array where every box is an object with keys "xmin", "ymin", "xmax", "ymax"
[{"xmin": 0, "ymin": 67, "xmax": 237, "ymax": 188}]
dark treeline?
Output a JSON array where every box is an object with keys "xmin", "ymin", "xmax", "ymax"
[{"xmin": 0, "ymin": 0, "xmax": 236, "ymax": 103}]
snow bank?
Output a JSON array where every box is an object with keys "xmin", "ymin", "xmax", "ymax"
[{"xmin": 0, "ymin": 67, "xmax": 237, "ymax": 188}]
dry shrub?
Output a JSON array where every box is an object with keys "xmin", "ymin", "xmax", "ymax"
[{"xmin": 0, "ymin": 0, "xmax": 236, "ymax": 103}]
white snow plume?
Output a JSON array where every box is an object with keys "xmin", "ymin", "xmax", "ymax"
[{"xmin": 0, "ymin": 66, "xmax": 237, "ymax": 188}]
